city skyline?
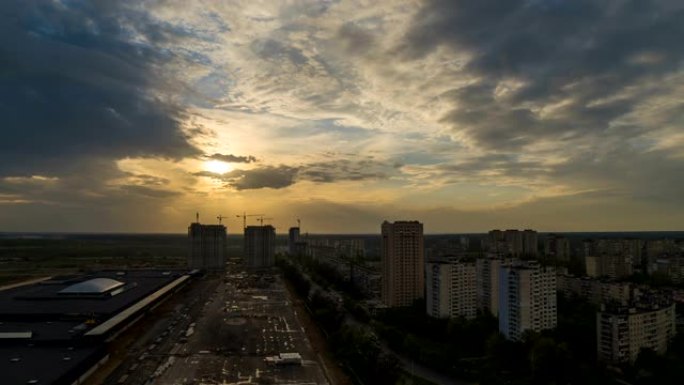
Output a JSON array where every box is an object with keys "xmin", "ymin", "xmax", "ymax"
[{"xmin": 3, "ymin": 0, "xmax": 684, "ymax": 233}]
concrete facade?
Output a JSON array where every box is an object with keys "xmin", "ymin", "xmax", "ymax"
[
  {"xmin": 381, "ymin": 221, "xmax": 424, "ymax": 307},
  {"xmin": 597, "ymin": 303, "xmax": 676, "ymax": 363},
  {"xmin": 499, "ymin": 261, "xmax": 557, "ymax": 340},
  {"xmin": 245, "ymin": 225, "xmax": 276, "ymax": 268},
  {"xmin": 188, "ymin": 223, "xmax": 227, "ymax": 271}
]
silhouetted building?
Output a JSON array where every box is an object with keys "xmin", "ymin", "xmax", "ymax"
[
  {"xmin": 0, "ymin": 270, "xmax": 190, "ymax": 385},
  {"xmin": 488, "ymin": 229, "xmax": 538, "ymax": 257},
  {"xmin": 544, "ymin": 233, "xmax": 571, "ymax": 262},
  {"xmin": 381, "ymin": 221, "xmax": 424, "ymax": 307},
  {"xmin": 585, "ymin": 253, "xmax": 633, "ymax": 279},
  {"xmin": 557, "ymin": 275, "xmax": 632, "ymax": 306},
  {"xmin": 245, "ymin": 225, "xmax": 276, "ymax": 268},
  {"xmin": 499, "ymin": 261, "xmax": 556, "ymax": 340},
  {"xmin": 288, "ymin": 227, "xmax": 300, "ymax": 255},
  {"xmin": 188, "ymin": 222, "xmax": 227, "ymax": 270},
  {"xmin": 584, "ymin": 238, "xmax": 644, "ymax": 276},
  {"xmin": 652, "ymin": 256, "xmax": 684, "ymax": 283}
]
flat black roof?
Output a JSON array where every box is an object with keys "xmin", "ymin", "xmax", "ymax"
[
  {"xmin": 0, "ymin": 320, "xmax": 85, "ymax": 342},
  {"xmin": 0, "ymin": 270, "xmax": 184, "ymax": 320},
  {"xmin": 0, "ymin": 344, "xmax": 105, "ymax": 385},
  {"xmin": 0, "ymin": 270, "xmax": 192, "ymax": 385}
]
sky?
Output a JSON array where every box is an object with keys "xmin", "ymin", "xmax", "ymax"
[{"xmin": 1, "ymin": 0, "xmax": 683, "ymax": 234}]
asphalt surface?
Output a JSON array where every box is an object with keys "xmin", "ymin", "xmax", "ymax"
[
  {"xmin": 94, "ymin": 275, "xmax": 219, "ymax": 385},
  {"xmin": 106, "ymin": 261, "xmax": 330, "ymax": 385}
]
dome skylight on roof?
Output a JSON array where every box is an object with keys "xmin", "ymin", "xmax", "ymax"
[{"xmin": 58, "ymin": 278, "xmax": 124, "ymax": 294}]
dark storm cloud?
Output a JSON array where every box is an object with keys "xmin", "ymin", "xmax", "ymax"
[
  {"xmin": 1, "ymin": 161, "xmax": 179, "ymax": 210},
  {"xmin": 402, "ymin": 0, "xmax": 684, "ymax": 150},
  {"xmin": 0, "ymin": 0, "xmax": 201, "ymax": 177},
  {"xmin": 207, "ymin": 153, "xmax": 258, "ymax": 163},
  {"xmin": 221, "ymin": 166, "xmax": 299, "ymax": 190},
  {"xmin": 337, "ymin": 22, "xmax": 376, "ymax": 56},
  {"xmin": 195, "ymin": 158, "xmax": 399, "ymax": 190}
]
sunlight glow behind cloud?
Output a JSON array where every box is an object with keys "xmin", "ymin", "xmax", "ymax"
[{"xmin": 1, "ymin": 0, "xmax": 684, "ymax": 233}]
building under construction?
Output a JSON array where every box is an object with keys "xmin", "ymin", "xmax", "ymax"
[
  {"xmin": 188, "ymin": 220, "xmax": 227, "ymax": 271},
  {"xmin": 245, "ymin": 225, "xmax": 276, "ymax": 268}
]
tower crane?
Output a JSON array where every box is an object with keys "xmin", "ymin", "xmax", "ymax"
[
  {"xmin": 258, "ymin": 216, "xmax": 274, "ymax": 226},
  {"xmin": 217, "ymin": 215, "xmax": 227, "ymax": 225},
  {"xmin": 236, "ymin": 212, "xmax": 264, "ymax": 229}
]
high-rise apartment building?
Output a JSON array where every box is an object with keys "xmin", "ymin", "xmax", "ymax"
[
  {"xmin": 498, "ymin": 261, "xmax": 557, "ymax": 340},
  {"xmin": 188, "ymin": 222, "xmax": 227, "ymax": 270},
  {"xmin": 288, "ymin": 227, "xmax": 300, "ymax": 255},
  {"xmin": 584, "ymin": 238, "xmax": 644, "ymax": 275},
  {"xmin": 426, "ymin": 258, "xmax": 478, "ymax": 319},
  {"xmin": 597, "ymin": 302, "xmax": 675, "ymax": 363},
  {"xmin": 381, "ymin": 221, "xmax": 424, "ymax": 307},
  {"xmin": 584, "ymin": 254, "xmax": 633, "ymax": 279},
  {"xmin": 521, "ymin": 230, "xmax": 538, "ymax": 256},
  {"xmin": 544, "ymin": 234, "xmax": 571, "ymax": 262},
  {"xmin": 426, "ymin": 260, "xmax": 451, "ymax": 318},
  {"xmin": 557, "ymin": 275, "xmax": 632, "ymax": 306},
  {"xmin": 245, "ymin": 225, "xmax": 276, "ymax": 268},
  {"xmin": 476, "ymin": 256, "xmax": 503, "ymax": 317},
  {"xmin": 488, "ymin": 229, "xmax": 538, "ymax": 257},
  {"xmin": 451, "ymin": 259, "xmax": 478, "ymax": 319}
]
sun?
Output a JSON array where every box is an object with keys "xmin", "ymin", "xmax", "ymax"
[{"xmin": 204, "ymin": 160, "xmax": 232, "ymax": 174}]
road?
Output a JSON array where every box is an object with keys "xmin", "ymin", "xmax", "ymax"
[{"xmin": 90, "ymin": 276, "xmax": 217, "ymax": 385}]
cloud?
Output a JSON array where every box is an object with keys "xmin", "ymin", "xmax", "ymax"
[
  {"xmin": 401, "ymin": 0, "xmax": 684, "ymax": 150},
  {"xmin": 385, "ymin": 0, "xmax": 684, "ymax": 206},
  {"xmin": 119, "ymin": 185, "xmax": 182, "ymax": 198},
  {"xmin": 221, "ymin": 166, "xmax": 298, "ymax": 190},
  {"xmin": 2, "ymin": 0, "xmax": 683, "ymax": 232},
  {"xmin": 206, "ymin": 153, "xmax": 258, "ymax": 163},
  {"xmin": 0, "ymin": 0, "xmax": 202, "ymax": 177},
  {"xmin": 194, "ymin": 156, "xmax": 400, "ymax": 190},
  {"xmin": 299, "ymin": 158, "xmax": 400, "ymax": 183}
]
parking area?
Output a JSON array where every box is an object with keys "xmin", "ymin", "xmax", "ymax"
[{"xmin": 152, "ymin": 264, "xmax": 329, "ymax": 385}]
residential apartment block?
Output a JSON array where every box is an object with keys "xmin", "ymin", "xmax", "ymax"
[
  {"xmin": 476, "ymin": 256, "xmax": 503, "ymax": 317},
  {"xmin": 488, "ymin": 229, "xmax": 538, "ymax": 257},
  {"xmin": 597, "ymin": 301, "xmax": 676, "ymax": 363},
  {"xmin": 499, "ymin": 261, "xmax": 557, "ymax": 340},
  {"xmin": 426, "ymin": 258, "xmax": 478, "ymax": 320},
  {"xmin": 381, "ymin": 221, "xmax": 424, "ymax": 307},
  {"xmin": 557, "ymin": 275, "xmax": 632, "ymax": 306}
]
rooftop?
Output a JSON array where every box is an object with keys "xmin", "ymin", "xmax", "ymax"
[
  {"xmin": 0, "ymin": 270, "xmax": 185, "ymax": 319},
  {"xmin": 58, "ymin": 278, "xmax": 124, "ymax": 295}
]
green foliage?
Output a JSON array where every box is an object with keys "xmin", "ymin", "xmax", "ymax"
[
  {"xmin": 330, "ymin": 325, "xmax": 400, "ymax": 385},
  {"xmin": 277, "ymin": 258, "xmax": 311, "ymax": 298},
  {"xmin": 622, "ymin": 339, "xmax": 684, "ymax": 385},
  {"xmin": 279, "ymin": 256, "xmax": 398, "ymax": 385}
]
